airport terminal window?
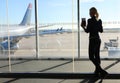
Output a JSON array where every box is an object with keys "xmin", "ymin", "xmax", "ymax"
[
  {"xmin": 1, "ymin": 1, "xmax": 120, "ymax": 82},
  {"xmin": 0, "ymin": 0, "xmax": 36, "ymax": 59},
  {"xmin": 38, "ymin": 0, "xmax": 78, "ymax": 59},
  {"xmin": 0, "ymin": 0, "xmax": 36, "ymax": 72},
  {"xmin": 0, "ymin": 0, "xmax": 78, "ymax": 60},
  {"xmin": 80, "ymin": 0, "xmax": 120, "ymax": 59},
  {"xmin": 0, "ymin": 0, "xmax": 79, "ymax": 72},
  {"xmin": 1, "ymin": 0, "xmax": 120, "ymax": 75}
]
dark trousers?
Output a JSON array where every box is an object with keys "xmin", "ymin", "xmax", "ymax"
[{"xmin": 89, "ymin": 38, "xmax": 101, "ymax": 70}]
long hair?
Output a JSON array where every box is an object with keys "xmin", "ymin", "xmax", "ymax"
[{"xmin": 90, "ymin": 7, "xmax": 99, "ymax": 18}]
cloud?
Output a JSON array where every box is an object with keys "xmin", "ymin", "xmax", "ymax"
[{"xmin": 80, "ymin": 0, "xmax": 104, "ymax": 3}]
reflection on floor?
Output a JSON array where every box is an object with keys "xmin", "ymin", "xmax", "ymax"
[{"xmin": 0, "ymin": 59, "xmax": 120, "ymax": 83}]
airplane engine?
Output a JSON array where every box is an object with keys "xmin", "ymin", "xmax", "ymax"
[
  {"xmin": 30, "ymin": 28, "xmax": 35, "ymax": 33},
  {"xmin": 25, "ymin": 28, "xmax": 35, "ymax": 38},
  {"xmin": 0, "ymin": 40, "xmax": 19, "ymax": 55},
  {"xmin": 10, "ymin": 43, "xmax": 19, "ymax": 54}
]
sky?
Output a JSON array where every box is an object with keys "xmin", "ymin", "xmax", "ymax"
[
  {"xmin": 1, "ymin": 0, "xmax": 120, "ymax": 24},
  {"xmin": 0, "ymin": 0, "xmax": 77, "ymax": 24},
  {"xmin": 80, "ymin": 0, "xmax": 120, "ymax": 22}
]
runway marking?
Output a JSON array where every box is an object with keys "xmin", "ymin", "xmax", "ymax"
[{"xmin": 56, "ymin": 39, "xmax": 62, "ymax": 47}]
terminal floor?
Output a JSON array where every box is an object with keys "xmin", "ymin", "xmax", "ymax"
[{"xmin": 0, "ymin": 59, "xmax": 120, "ymax": 83}]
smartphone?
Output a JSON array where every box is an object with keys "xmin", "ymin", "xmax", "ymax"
[{"xmin": 81, "ymin": 18, "xmax": 86, "ymax": 26}]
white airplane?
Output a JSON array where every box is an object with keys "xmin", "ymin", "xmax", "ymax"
[
  {"xmin": 0, "ymin": 3, "xmax": 72, "ymax": 55},
  {"xmin": 39, "ymin": 27, "xmax": 73, "ymax": 35},
  {"xmin": 0, "ymin": 3, "xmax": 35, "ymax": 54}
]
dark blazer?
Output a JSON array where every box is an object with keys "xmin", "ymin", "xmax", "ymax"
[{"xmin": 85, "ymin": 16, "xmax": 103, "ymax": 39}]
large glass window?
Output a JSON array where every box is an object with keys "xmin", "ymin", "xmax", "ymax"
[
  {"xmin": 38, "ymin": 0, "xmax": 77, "ymax": 59},
  {"xmin": 0, "ymin": 0, "xmax": 78, "ymax": 59},
  {"xmin": 0, "ymin": 0, "xmax": 36, "ymax": 59},
  {"xmin": 1, "ymin": 0, "xmax": 120, "ymax": 74},
  {"xmin": 80, "ymin": 0, "xmax": 120, "ymax": 59},
  {"xmin": 0, "ymin": 0, "xmax": 36, "ymax": 72},
  {"xmin": 0, "ymin": 0, "xmax": 78, "ymax": 72},
  {"xmin": 0, "ymin": 1, "xmax": 120, "ymax": 82}
]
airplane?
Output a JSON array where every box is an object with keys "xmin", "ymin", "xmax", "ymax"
[
  {"xmin": 0, "ymin": 3, "xmax": 34, "ymax": 55},
  {"xmin": 39, "ymin": 27, "xmax": 72, "ymax": 35},
  {"xmin": 0, "ymin": 3, "xmax": 72, "ymax": 55}
]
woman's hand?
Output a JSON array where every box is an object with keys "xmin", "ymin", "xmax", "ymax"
[{"xmin": 81, "ymin": 22, "xmax": 86, "ymax": 28}]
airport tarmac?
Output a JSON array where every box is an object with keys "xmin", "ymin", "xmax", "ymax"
[{"xmin": 2, "ymin": 31, "xmax": 120, "ymax": 59}]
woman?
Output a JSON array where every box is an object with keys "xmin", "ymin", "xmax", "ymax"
[{"xmin": 81, "ymin": 7, "xmax": 108, "ymax": 77}]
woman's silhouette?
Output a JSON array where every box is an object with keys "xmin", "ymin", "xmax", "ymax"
[{"xmin": 81, "ymin": 7, "xmax": 108, "ymax": 77}]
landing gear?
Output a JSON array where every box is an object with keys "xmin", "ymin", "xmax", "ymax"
[{"xmin": 0, "ymin": 44, "xmax": 5, "ymax": 55}]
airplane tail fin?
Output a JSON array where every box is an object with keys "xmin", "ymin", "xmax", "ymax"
[{"xmin": 19, "ymin": 3, "xmax": 32, "ymax": 25}]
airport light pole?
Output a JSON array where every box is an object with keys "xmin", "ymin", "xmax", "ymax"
[
  {"xmin": 35, "ymin": 0, "xmax": 39, "ymax": 59},
  {"xmin": 77, "ymin": 0, "xmax": 80, "ymax": 59}
]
